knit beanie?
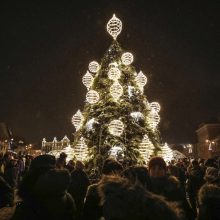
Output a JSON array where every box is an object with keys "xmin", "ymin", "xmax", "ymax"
[{"xmin": 148, "ymin": 156, "xmax": 167, "ymax": 171}]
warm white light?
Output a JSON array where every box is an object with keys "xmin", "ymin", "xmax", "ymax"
[
  {"xmin": 107, "ymin": 14, "xmax": 122, "ymax": 40},
  {"xmin": 139, "ymin": 135, "xmax": 154, "ymax": 163},
  {"xmin": 108, "ymin": 119, "xmax": 124, "ymax": 137},
  {"xmin": 88, "ymin": 61, "xmax": 100, "ymax": 73},
  {"xmin": 61, "ymin": 135, "xmax": 70, "ymax": 146},
  {"xmin": 110, "ymin": 81, "xmax": 123, "ymax": 101},
  {"xmin": 72, "ymin": 110, "xmax": 84, "ymax": 131},
  {"xmin": 136, "ymin": 71, "xmax": 147, "ymax": 92},
  {"xmin": 109, "ymin": 62, "xmax": 118, "ymax": 68},
  {"xmin": 82, "ymin": 71, "xmax": 94, "ymax": 90},
  {"xmin": 108, "ymin": 67, "xmax": 121, "ymax": 81},
  {"xmin": 86, "ymin": 90, "xmax": 100, "ymax": 104},
  {"xmin": 130, "ymin": 112, "xmax": 144, "ymax": 122},
  {"xmin": 121, "ymin": 52, "xmax": 134, "ymax": 65},
  {"xmin": 109, "ymin": 145, "xmax": 124, "ymax": 159},
  {"xmin": 150, "ymin": 102, "xmax": 161, "ymax": 112},
  {"xmin": 158, "ymin": 143, "xmax": 173, "ymax": 163},
  {"xmin": 147, "ymin": 111, "xmax": 160, "ymax": 130},
  {"xmin": 74, "ymin": 137, "xmax": 88, "ymax": 161},
  {"xmin": 86, "ymin": 118, "xmax": 97, "ymax": 131}
]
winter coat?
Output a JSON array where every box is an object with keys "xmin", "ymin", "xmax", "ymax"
[{"xmin": 11, "ymin": 168, "xmax": 76, "ymax": 220}]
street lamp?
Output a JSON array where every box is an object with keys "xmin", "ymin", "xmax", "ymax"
[{"xmin": 206, "ymin": 139, "xmax": 215, "ymax": 151}]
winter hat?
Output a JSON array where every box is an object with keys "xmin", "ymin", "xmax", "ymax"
[
  {"xmin": 30, "ymin": 155, "xmax": 56, "ymax": 170},
  {"xmin": 148, "ymin": 156, "xmax": 167, "ymax": 171},
  {"xmin": 204, "ymin": 167, "xmax": 219, "ymax": 183}
]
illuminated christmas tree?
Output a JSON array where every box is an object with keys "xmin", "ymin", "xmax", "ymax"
[{"xmin": 72, "ymin": 14, "xmax": 161, "ymax": 173}]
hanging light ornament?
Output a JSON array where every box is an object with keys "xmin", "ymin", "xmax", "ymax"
[
  {"xmin": 147, "ymin": 111, "xmax": 160, "ymax": 130},
  {"xmin": 106, "ymin": 14, "xmax": 122, "ymax": 40},
  {"xmin": 121, "ymin": 52, "xmax": 134, "ymax": 65},
  {"xmin": 110, "ymin": 80, "xmax": 123, "ymax": 101},
  {"xmin": 139, "ymin": 135, "xmax": 154, "ymax": 163},
  {"xmin": 72, "ymin": 110, "xmax": 84, "ymax": 131},
  {"xmin": 150, "ymin": 102, "xmax": 161, "ymax": 113},
  {"xmin": 82, "ymin": 71, "xmax": 94, "ymax": 90},
  {"xmin": 74, "ymin": 137, "xmax": 88, "ymax": 161},
  {"xmin": 158, "ymin": 143, "xmax": 173, "ymax": 163},
  {"xmin": 108, "ymin": 67, "xmax": 121, "ymax": 81},
  {"xmin": 136, "ymin": 71, "xmax": 147, "ymax": 92},
  {"xmin": 108, "ymin": 119, "xmax": 124, "ymax": 137},
  {"xmin": 86, "ymin": 90, "xmax": 100, "ymax": 104},
  {"xmin": 88, "ymin": 61, "xmax": 100, "ymax": 73},
  {"xmin": 109, "ymin": 62, "xmax": 118, "ymax": 68}
]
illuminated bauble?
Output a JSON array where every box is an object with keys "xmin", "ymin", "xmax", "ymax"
[
  {"xmin": 86, "ymin": 90, "xmax": 100, "ymax": 104},
  {"xmin": 147, "ymin": 111, "xmax": 160, "ymax": 130},
  {"xmin": 136, "ymin": 71, "xmax": 147, "ymax": 92},
  {"xmin": 130, "ymin": 112, "xmax": 144, "ymax": 122},
  {"xmin": 121, "ymin": 52, "xmax": 134, "ymax": 65},
  {"xmin": 158, "ymin": 143, "xmax": 173, "ymax": 163},
  {"xmin": 110, "ymin": 81, "xmax": 123, "ymax": 101},
  {"xmin": 106, "ymin": 14, "xmax": 122, "ymax": 40},
  {"xmin": 139, "ymin": 135, "xmax": 154, "ymax": 163},
  {"xmin": 74, "ymin": 137, "xmax": 88, "ymax": 161},
  {"xmin": 150, "ymin": 102, "xmax": 161, "ymax": 113},
  {"xmin": 72, "ymin": 110, "xmax": 84, "ymax": 131},
  {"xmin": 108, "ymin": 119, "xmax": 124, "ymax": 137},
  {"xmin": 82, "ymin": 71, "xmax": 94, "ymax": 90},
  {"xmin": 109, "ymin": 62, "xmax": 118, "ymax": 68},
  {"xmin": 88, "ymin": 61, "xmax": 100, "ymax": 73},
  {"xmin": 108, "ymin": 67, "xmax": 121, "ymax": 81}
]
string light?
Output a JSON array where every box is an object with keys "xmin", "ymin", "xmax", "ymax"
[
  {"xmin": 108, "ymin": 119, "xmax": 124, "ymax": 137},
  {"xmin": 88, "ymin": 61, "xmax": 100, "ymax": 73},
  {"xmin": 139, "ymin": 135, "xmax": 154, "ymax": 163},
  {"xmin": 82, "ymin": 71, "xmax": 94, "ymax": 90},
  {"xmin": 158, "ymin": 143, "xmax": 173, "ymax": 163},
  {"xmin": 106, "ymin": 14, "xmax": 122, "ymax": 40},
  {"xmin": 136, "ymin": 71, "xmax": 147, "ymax": 92},
  {"xmin": 108, "ymin": 67, "xmax": 121, "ymax": 81},
  {"xmin": 72, "ymin": 110, "xmax": 84, "ymax": 131},
  {"xmin": 150, "ymin": 102, "xmax": 161, "ymax": 112},
  {"xmin": 74, "ymin": 137, "xmax": 88, "ymax": 161},
  {"xmin": 147, "ymin": 111, "xmax": 160, "ymax": 130},
  {"xmin": 121, "ymin": 52, "xmax": 134, "ymax": 65},
  {"xmin": 86, "ymin": 90, "xmax": 100, "ymax": 104},
  {"xmin": 130, "ymin": 112, "xmax": 144, "ymax": 122}
]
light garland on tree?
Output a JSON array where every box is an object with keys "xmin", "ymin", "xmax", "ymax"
[
  {"xmin": 158, "ymin": 143, "xmax": 173, "ymax": 163},
  {"xmin": 82, "ymin": 71, "xmax": 94, "ymax": 90},
  {"xmin": 121, "ymin": 52, "xmax": 134, "ymax": 65},
  {"xmin": 136, "ymin": 71, "xmax": 147, "ymax": 92},
  {"xmin": 106, "ymin": 14, "xmax": 122, "ymax": 40},
  {"xmin": 108, "ymin": 67, "xmax": 121, "ymax": 81},
  {"xmin": 74, "ymin": 137, "xmax": 88, "ymax": 161},
  {"xmin": 72, "ymin": 110, "xmax": 84, "ymax": 131},
  {"xmin": 88, "ymin": 61, "xmax": 100, "ymax": 73},
  {"xmin": 139, "ymin": 135, "xmax": 154, "ymax": 163},
  {"xmin": 150, "ymin": 102, "xmax": 161, "ymax": 113},
  {"xmin": 110, "ymin": 80, "xmax": 123, "ymax": 101},
  {"xmin": 108, "ymin": 119, "xmax": 124, "ymax": 137},
  {"xmin": 86, "ymin": 90, "xmax": 100, "ymax": 104}
]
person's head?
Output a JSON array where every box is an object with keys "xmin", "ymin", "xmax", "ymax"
[
  {"xmin": 102, "ymin": 158, "xmax": 123, "ymax": 176},
  {"xmin": 148, "ymin": 157, "xmax": 167, "ymax": 178},
  {"xmin": 191, "ymin": 159, "xmax": 199, "ymax": 168},
  {"xmin": 30, "ymin": 154, "xmax": 56, "ymax": 171},
  {"xmin": 204, "ymin": 167, "xmax": 219, "ymax": 183},
  {"xmin": 75, "ymin": 160, "xmax": 85, "ymax": 170}
]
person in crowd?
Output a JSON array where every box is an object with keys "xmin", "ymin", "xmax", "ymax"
[
  {"xmin": 56, "ymin": 152, "xmax": 68, "ymax": 169},
  {"xmin": 203, "ymin": 166, "xmax": 219, "ymax": 186},
  {"xmin": 66, "ymin": 159, "xmax": 75, "ymax": 173},
  {"xmin": 122, "ymin": 165, "xmax": 152, "ymax": 191},
  {"xmin": 197, "ymin": 183, "xmax": 220, "ymax": 220},
  {"xmin": 148, "ymin": 156, "xmax": 195, "ymax": 220},
  {"xmin": 68, "ymin": 160, "xmax": 90, "ymax": 220},
  {"xmin": 83, "ymin": 158, "xmax": 123, "ymax": 220},
  {"xmin": 98, "ymin": 175, "xmax": 184, "ymax": 220},
  {"xmin": 10, "ymin": 154, "xmax": 76, "ymax": 220},
  {"xmin": 0, "ymin": 175, "xmax": 14, "ymax": 208},
  {"xmin": 186, "ymin": 159, "xmax": 204, "ymax": 216}
]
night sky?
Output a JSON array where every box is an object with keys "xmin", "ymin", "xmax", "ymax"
[{"xmin": 0, "ymin": 1, "xmax": 219, "ymax": 144}]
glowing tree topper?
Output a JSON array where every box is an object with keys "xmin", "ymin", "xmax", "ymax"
[
  {"xmin": 108, "ymin": 119, "xmax": 124, "ymax": 137},
  {"xmin": 107, "ymin": 14, "xmax": 122, "ymax": 40},
  {"xmin": 86, "ymin": 90, "xmax": 100, "ymax": 104},
  {"xmin": 82, "ymin": 71, "xmax": 94, "ymax": 90},
  {"xmin": 108, "ymin": 67, "xmax": 121, "ymax": 81},
  {"xmin": 110, "ymin": 80, "xmax": 123, "ymax": 101},
  {"xmin": 88, "ymin": 61, "xmax": 100, "ymax": 73},
  {"xmin": 72, "ymin": 110, "xmax": 84, "ymax": 131},
  {"xmin": 121, "ymin": 52, "xmax": 134, "ymax": 65}
]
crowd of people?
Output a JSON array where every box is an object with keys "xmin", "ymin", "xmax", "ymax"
[{"xmin": 0, "ymin": 150, "xmax": 220, "ymax": 220}]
